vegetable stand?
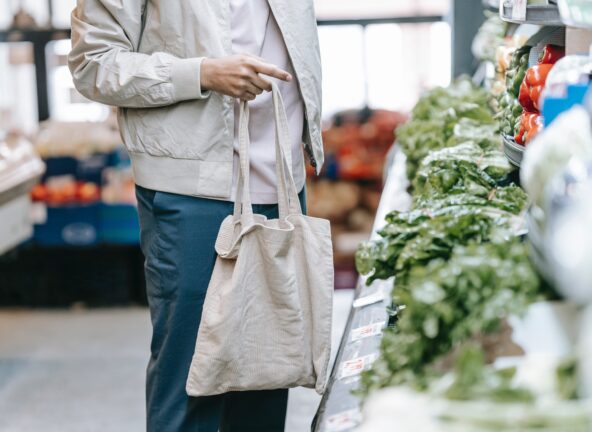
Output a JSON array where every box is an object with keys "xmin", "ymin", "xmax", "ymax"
[
  {"xmin": 313, "ymin": 148, "xmax": 411, "ymax": 432},
  {"xmin": 314, "ymin": 2, "xmax": 592, "ymax": 430},
  {"xmin": 0, "ymin": 133, "xmax": 45, "ymax": 255}
]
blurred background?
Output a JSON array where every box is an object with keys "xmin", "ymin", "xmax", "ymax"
[{"xmin": 0, "ymin": 0, "xmax": 485, "ymax": 431}]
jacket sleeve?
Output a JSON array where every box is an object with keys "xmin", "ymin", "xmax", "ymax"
[{"xmin": 68, "ymin": 0, "xmax": 210, "ymax": 108}]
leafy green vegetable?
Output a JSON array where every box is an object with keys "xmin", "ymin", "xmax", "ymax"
[
  {"xmin": 412, "ymin": 143, "xmax": 513, "ymax": 198},
  {"xmin": 556, "ymin": 357, "xmax": 579, "ymax": 401},
  {"xmin": 356, "ymin": 186, "xmax": 526, "ymax": 286},
  {"xmin": 444, "ymin": 345, "xmax": 534, "ymax": 403},
  {"xmin": 398, "ymin": 78, "xmax": 496, "ymax": 180},
  {"xmin": 356, "ymin": 77, "xmax": 540, "ymax": 401},
  {"xmin": 412, "ymin": 78, "xmax": 491, "ymax": 121},
  {"xmin": 360, "ymin": 239, "xmax": 541, "ymax": 393},
  {"xmin": 446, "ymin": 118, "xmax": 501, "ymax": 149},
  {"xmin": 414, "ymin": 186, "xmax": 528, "ymax": 215}
]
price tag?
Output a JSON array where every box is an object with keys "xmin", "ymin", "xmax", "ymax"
[
  {"xmin": 511, "ymin": 0, "xmax": 527, "ymax": 21},
  {"xmin": 338, "ymin": 353, "xmax": 378, "ymax": 379},
  {"xmin": 325, "ymin": 409, "xmax": 362, "ymax": 432},
  {"xmin": 350, "ymin": 322, "xmax": 385, "ymax": 342}
]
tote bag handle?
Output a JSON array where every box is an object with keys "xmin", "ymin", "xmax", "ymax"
[{"xmin": 233, "ymin": 82, "xmax": 303, "ymax": 222}]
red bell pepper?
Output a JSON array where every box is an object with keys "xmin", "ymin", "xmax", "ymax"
[
  {"xmin": 515, "ymin": 112, "xmax": 543, "ymax": 146},
  {"xmin": 518, "ymin": 63, "xmax": 554, "ymax": 112},
  {"xmin": 538, "ymin": 44, "xmax": 565, "ymax": 65}
]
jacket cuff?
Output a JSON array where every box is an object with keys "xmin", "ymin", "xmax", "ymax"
[{"xmin": 171, "ymin": 57, "xmax": 211, "ymax": 102}]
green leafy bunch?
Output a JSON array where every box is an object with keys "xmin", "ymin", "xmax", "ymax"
[
  {"xmin": 399, "ymin": 78, "xmax": 496, "ymax": 180},
  {"xmin": 412, "ymin": 142, "xmax": 514, "ymax": 199},
  {"xmin": 360, "ymin": 239, "xmax": 541, "ymax": 393},
  {"xmin": 356, "ymin": 185, "xmax": 526, "ymax": 287}
]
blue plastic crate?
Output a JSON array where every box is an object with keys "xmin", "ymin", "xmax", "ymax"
[
  {"xmin": 76, "ymin": 153, "xmax": 111, "ymax": 184},
  {"xmin": 42, "ymin": 151, "xmax": 117, "ymax": 185},
  {"xmin": 42, "ymin": 156, "xmax": 78, "ymax": 182},
  {"xmin": 100, "ymin": 204, "xmax": 140, "ymax": 245},
  {"xmin": 34, "ymin": 204, "xmax": 101, "ymax": 247}
]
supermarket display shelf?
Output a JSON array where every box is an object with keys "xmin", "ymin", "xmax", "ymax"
[
  {"xmin": 557, "ymin": 0, "xmax": 592, "ymax": 29},
  {"xmin": 0, "ymin": 176, "xmax": 40, "ymax": 207},
  {"xmin": 502, "ymin": 134, "xmax": 525, "ymax": 167},
  {"xmin": 313, "ymin": 148, "xmax": 412, "ymax": 432},
  {"xmin": 0, "ymin": 177, "xmax": 41, "ymax": 256},
  {"xmin": 500, "ymin": 3, "xmax": 564, "ymax": 26},
  {"xmin": 0, "ymin": 194, "xmax": 33, "ymax": 256},
  {"xmin": 560, "ymin": 17, "xmax": 592, "ymax": 29}
]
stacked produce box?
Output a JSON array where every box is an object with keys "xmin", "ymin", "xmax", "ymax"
[{"xmin": 30, "ymin": 120, "xmax": 138, "ymax": 246}]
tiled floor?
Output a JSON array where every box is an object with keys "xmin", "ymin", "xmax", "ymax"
[{"xmin": 0, "ymin": 290, "xmax": 354, "ymax": 432}]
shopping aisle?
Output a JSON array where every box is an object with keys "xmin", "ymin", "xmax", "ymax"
[{"xmin": 0, "ymin": 290, "xmax": 354, "ymax": 432}]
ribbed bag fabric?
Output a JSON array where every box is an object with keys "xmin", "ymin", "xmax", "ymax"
[{"xmin": 186, "ymin": 83, "xmax": 334, "ymax": 397}]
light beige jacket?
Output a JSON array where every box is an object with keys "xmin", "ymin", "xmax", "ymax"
[{"xmin": 69, "ymin": 0, "xmax": 323, "ymax": 199}]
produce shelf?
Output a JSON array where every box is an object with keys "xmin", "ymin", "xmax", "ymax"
[
  {"xmin": 313, "ymin": 147, "xmax": 411, "ymax": 432},
  {"xmin": 503, "ymin": 134, "xmax": 525, "ymax": 167},
  {"xmin": 557, "ymin": 0, "xmax": 592, "ymax": 29},
  {"xmin": 500, "ymin": 3, "xmax": 564, "ymax": 26}
]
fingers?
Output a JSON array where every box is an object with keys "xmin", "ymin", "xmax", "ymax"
[
  {"xmin": 250, "ymin": 60, "xmax": 292, "ymax": 82},
  {"xmin": 251, "ymin": 73, "xmax": 273, "ymax": 92},
  {"xmin": 243, "ymin": 80, "xmax": 263, "ymax": 96},
  {"xmin": 239, "ymin": 91, "xmax": 256, "ymax": 102}
]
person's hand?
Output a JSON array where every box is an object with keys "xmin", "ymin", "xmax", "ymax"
[{"xmin": 200, "ymin": 55, "xmax": 292, "ymax": 101}]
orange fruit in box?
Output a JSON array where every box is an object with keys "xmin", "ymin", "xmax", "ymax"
[
  {"xmin": 31, "ymin": 184, "xmax": 48, "ymax": 202},
  {"xmin": 77, "ymin": 182, "xmax": 101, "ymax": 203}
]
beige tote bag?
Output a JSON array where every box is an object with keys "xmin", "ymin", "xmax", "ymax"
[{"xmin": 186, "ymin": 83, "xmax": 334, "ymax": 397}]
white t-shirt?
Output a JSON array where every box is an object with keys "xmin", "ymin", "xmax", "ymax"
[{"xmin": 230, "ymin": 0, "xmax": 306, "ymax": 205}]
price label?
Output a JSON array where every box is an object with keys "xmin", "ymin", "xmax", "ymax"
[
  {"xmin": 325, "ymin": 409, "xmax": 362, "ymax": 432},
  {"xmin": 350, "ymin": 322, "xmax": 385, "ymax": 342},
  {"xmin": 511, "ymin": 0, "xmax": 527, "ymax": 21},
  {"xmin": 338, "ymin": 353, "xmax": 378, "ymax": 379}
]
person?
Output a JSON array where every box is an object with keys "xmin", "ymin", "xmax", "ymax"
[{"xmin": 68, "ymin": 1, "xmax": 324, "ymax": 431}]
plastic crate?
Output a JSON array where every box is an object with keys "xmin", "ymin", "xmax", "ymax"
[
  {"xmin": 42, "ymin": 151, "xmax": 117, "ymax": 184},
  {"xmin": 33, "ymin": 203, "xmax": 101, "ymax": 247},
  {"xmin": 42, "ymin": 156, "xmax": 78, "ymax": 181},
  {"xmin": 100, "ymin": 204, "xmax": 140, "ymax": 245},
  {"xmin": 76, "ymin": 153, "xmax": 111, "ymax": 184}
]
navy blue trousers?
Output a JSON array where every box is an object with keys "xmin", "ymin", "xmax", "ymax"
[{"xmin": 136, "ymin": 186, "xmax": 306, "ymax": 432}]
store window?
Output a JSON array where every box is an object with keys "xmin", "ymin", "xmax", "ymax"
[
  {"xmin": 0, "ymin": 43, "xmax": 37, "ymax": 132},
  {"xmin": 315, "ymin": 0, "xmax": 450, "ymax": 19},
  {"xmin": 1, "ymin": 0, "xmax": 452, "ymax": 123},
  {"xmin": 319, "ymin": 21, "xmax": 451, "ymax": 116},
  {"xmin": 1, "ymin": 0, "xmax": 75, "ymax": 29},
  {"xmin": 47, "ymin": 39, "xmax": 110, "ymax": 122}
]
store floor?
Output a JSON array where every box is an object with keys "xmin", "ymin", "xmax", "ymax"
[{"xmin": 0, "ymin": 289, "xmax": 354, "ymax": 432}]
